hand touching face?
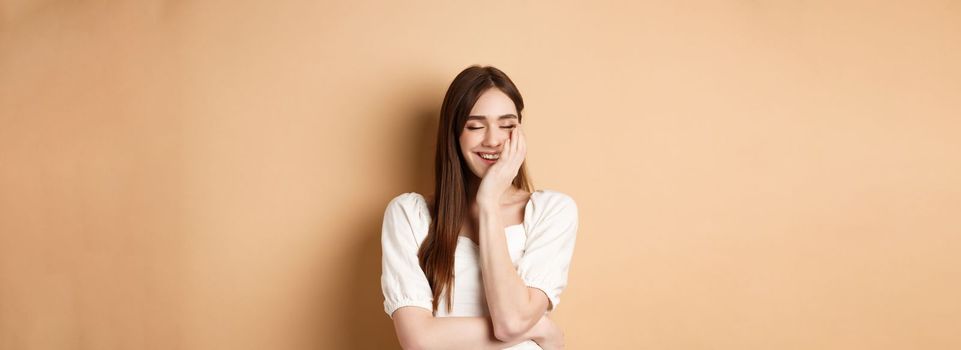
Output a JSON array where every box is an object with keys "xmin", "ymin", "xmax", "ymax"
[
  {"xmin": 475, "ymin": 123, "xmax": 527, "ymax": 204},
  {"xmin": 459, "ymin": 88, "xmax": 522, "ymax": 179}
]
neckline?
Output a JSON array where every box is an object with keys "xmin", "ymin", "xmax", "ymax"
[
  {"xmin": 416, "ymin": 190, "xmax": 541, "ymax": 247},
  {"xmin": 415, "ymin": 190, "xmax": 539, "ymax": 219},
  {"xmin": 459, "ymin": 224, "xmax": 525, "ymax": 247},
  {"xmin": 457, "ymin": 189, "xmax": 536, "ymax": 247}
]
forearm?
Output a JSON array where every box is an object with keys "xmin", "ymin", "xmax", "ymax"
[
  {"xmin": 477, "ymin": 203, "xmax": 544, "ymax": 339},
  {"xmin": 393, "ymin": 309, "xmax": 539, "ymax": 349},
  {"xmin": 426, "ymin": 316, "xmax": 543, "ymax": 350}
]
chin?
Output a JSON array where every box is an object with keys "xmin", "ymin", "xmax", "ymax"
[{"xmin": 468, "ymin": 165, "xmax": 486, "ymax": 178}]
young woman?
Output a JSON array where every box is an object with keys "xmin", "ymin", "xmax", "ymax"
[{"xmin": 380, "ymin": 65, "xmax": 579, "ymax": 349}]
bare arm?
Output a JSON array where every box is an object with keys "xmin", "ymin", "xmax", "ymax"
[
  {"xmin": 391, "ymin": 307, "xmax": 557, "ymax": 350},
  {"xmin": 477, "ymin": 203, "xmax": 551, "ymax": 342},
  {"xmin": 474, "ymin": 125, "xmax": 551, "ymax": 341}
]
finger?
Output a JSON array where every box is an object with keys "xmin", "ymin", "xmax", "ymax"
[
  {"xmin": 512, "ymin": 127, "xmax": 521, "ymax": 160},
  {"xmin": 517, "ymin": 127, "xmax": 527, "ymax": 159},
  {"xmin": 517, "ymin": 126, "xmax": 526, "ymax": 152},
  {"xmin": 500, "ymin": 132, "xmax": 511, "ymax": 165},
  {"xmin": 503, "ymin": 130, "xmax": 511, "ymax": 155},
  {"xmin": 501, "ymin": 129, "xmax": 517, "ymax": 168},
  {"xmin": 517, "ymin": 129, "xmax": 527, "ymax": 155},
  {"xmin": 504, "ymin": 129, "xmax": 517, "ymax": 160}
]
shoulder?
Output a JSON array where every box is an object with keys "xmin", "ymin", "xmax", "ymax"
[
  {"xmin": 386, "ymin": 192, "xmax": 430, "ymax": 215},
  {"xmin": 385, "ymin": 192, "xmax": 432, "ymax": 230},
  {"xmin": 383, "ymin": 192, "xmax": 431, "ymax": 242},
  {"xmin": 528, "ymin": 189, "xmax": 578, "ymax": 222},
  {"xmin": 531, "ymin": 189, "xmax": 577, "ymax": 209}
]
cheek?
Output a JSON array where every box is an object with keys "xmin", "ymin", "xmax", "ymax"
[
  {"xmin": 459, "ymin": 133, "xmax": 479, "ymax": 149},
  {"xmin": 458, "ymin": 135, "xmax": 472, "ymax": 158}
]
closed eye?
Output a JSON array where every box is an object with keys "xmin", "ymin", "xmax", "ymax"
[{"xmin": 466, "ymin": 124, "xmax": 516, "ymax": 131}]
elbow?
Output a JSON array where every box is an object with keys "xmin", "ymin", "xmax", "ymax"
[
  {"xmin": 492, "ymin": 317, "xmax": 529, "ymax": 343},
  {"xmin": 392, "ymin": 308, "xmax": 433, "ymax": 350},
  {"xmin": 395, "ymin": 324, "xmax": 429, "ymax": 350},
  {"xmin": 397, "ymin": 335, "xmax": 427, "ymax": 350}
]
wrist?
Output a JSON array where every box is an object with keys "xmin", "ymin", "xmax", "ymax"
[
  {"xmin": 526, "ymin": 316, "xmax": 548, "ymax": 342},
  {"xmin": 475, "ymin": 196, "xmax": 499, "ymax": 210}
]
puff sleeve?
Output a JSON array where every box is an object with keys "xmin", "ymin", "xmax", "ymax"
[
  {"xmin": 380, "ymin": 193, "xmax": 434, "ymax": 318},
  {"xmin": 517, "ymin": 192, "xmax": 579, "ymax": 312}
]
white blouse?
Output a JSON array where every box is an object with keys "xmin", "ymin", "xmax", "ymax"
[{"xmin": 380, "ymin": 189, "xmax": 578, "ymax": 349}]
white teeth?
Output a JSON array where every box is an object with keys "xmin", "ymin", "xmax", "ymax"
[{"xmin": 479, "ymin": 153, "xmax": 500, "ymax": 160}]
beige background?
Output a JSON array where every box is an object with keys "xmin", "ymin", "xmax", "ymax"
[{"xmin": 2, "ymin": 1, "xmax": 960, "ymax": 349}]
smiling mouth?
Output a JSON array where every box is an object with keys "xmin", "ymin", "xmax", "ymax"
[{"xmin": 476, "ymin": 152, "xmax": 500, "ymax": 161}]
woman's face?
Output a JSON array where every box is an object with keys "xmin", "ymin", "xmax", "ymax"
[{"xmin": 459, "ymin": 87, "xmax": 520, "ymax": 179}]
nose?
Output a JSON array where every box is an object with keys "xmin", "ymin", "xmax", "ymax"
[{"xmin": 481, "ymin": 128, "xmax": 504, "ymax": 149}]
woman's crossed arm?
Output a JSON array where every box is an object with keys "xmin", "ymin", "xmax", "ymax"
[{"xmin": 391, "ymin": 307, "xmax": 563, "ymax": 350}]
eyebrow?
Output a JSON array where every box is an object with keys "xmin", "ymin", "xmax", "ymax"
[{"xmin": 467, "ymin": 114, "xmax": 518, "ymax": 121}]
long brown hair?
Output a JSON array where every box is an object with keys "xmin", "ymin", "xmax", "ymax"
[{"xmin": 418, "ymin": 65, "xmax": 534, "ymax": 314}]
